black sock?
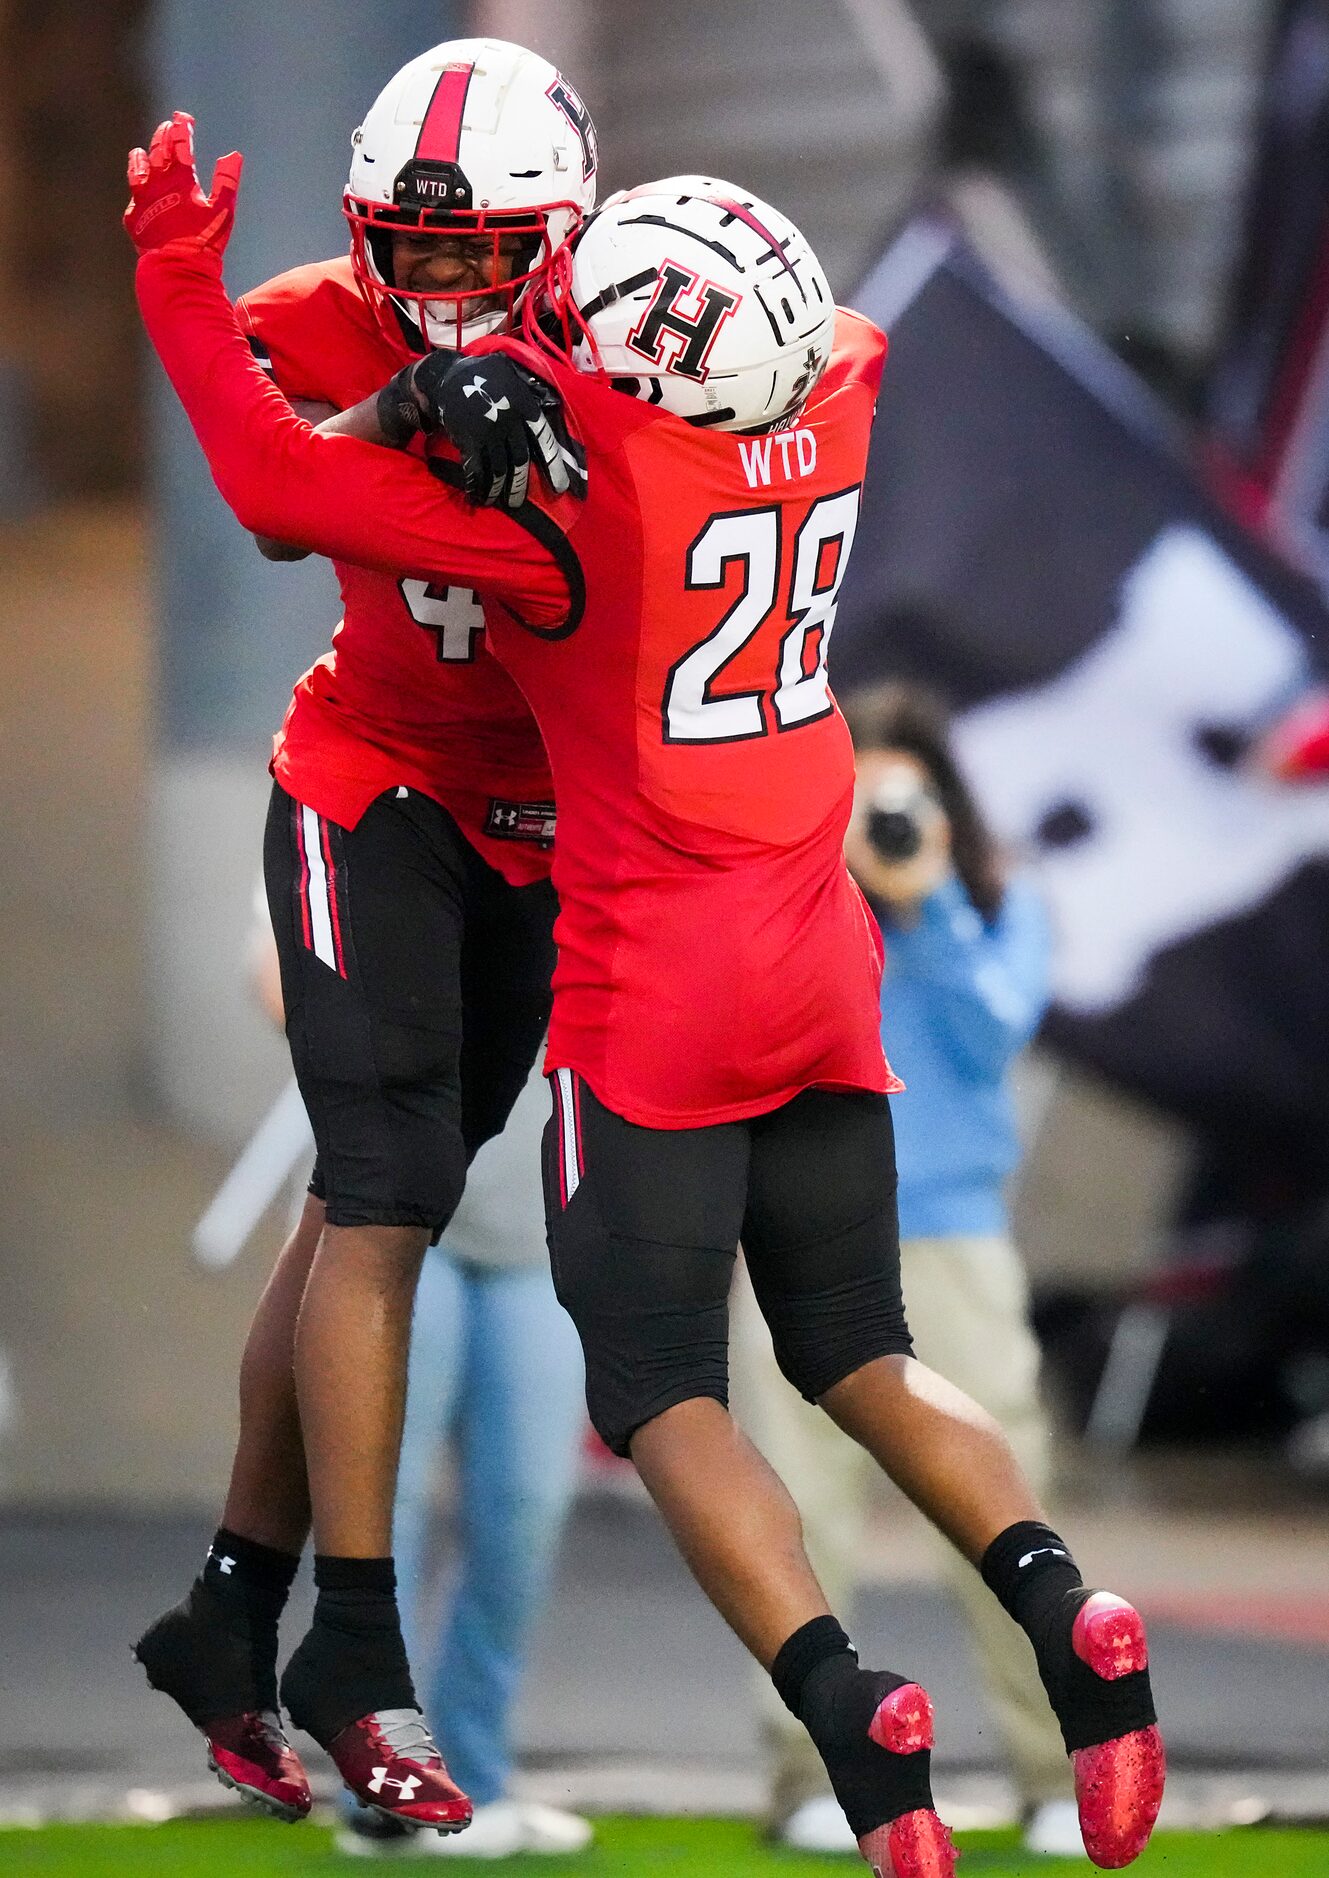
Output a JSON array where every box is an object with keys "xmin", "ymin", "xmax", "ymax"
[
  {"xmin": 771, "ymin": 1619, "xmax": 935, "ymax": 1839},
  {"xmin": 980, "ymin": 1521, "xmax": 1084, "ymax": 1639},
  {"xmin": 771, "ymin": 1615, "xmax": 856, "ymax": 1714},
  {"xmin": 134, "ymin": 1531, "xmax": 299, "ymax": 1723},
  {"xmin": 202, "ymin": 1527, "xmax": 300, "ymax": 1615},
  {"xmin": 280, "ymin": 1555, "xmax": 417, "ymax": 1747},
  {"xmin": 982, "ymin": 1522, "xmax": 1155, "ymax": 1752}
]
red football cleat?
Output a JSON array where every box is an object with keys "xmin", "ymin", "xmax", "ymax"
[
  {"xmin": 1070, "ymin": 1595, "xmax": 1167, "ymax": 1869},
  {"xmin": 204, "ymin": 1709, "xmax": 312, "ymax": 1822},
  {"xmin": 859, "ymin": 1809, "xmax": 961, "ymax": 1878},
  {"xmin": 857, "ymin": 1684, "xmax": 959, "ymax": 1878},
  {"xmin": 326, "ymin": 1708, "xmax": 473, "ymax": 1833}
]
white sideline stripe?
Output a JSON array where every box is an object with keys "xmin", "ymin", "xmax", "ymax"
[
  {"xmin": 301, "ymin": 803, "xmax": 337, "ymax": 970},
  {"xmin": 192, "ymin": 1078, "xmax": 316, "ymax": 1269},
  {"xmin": 556, "ymin": 1068, "xmax": 580, "ymax": 1201}
]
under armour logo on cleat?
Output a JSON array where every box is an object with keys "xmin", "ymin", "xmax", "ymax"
[
  {"xmin": 368, "ymin": 1768, "xmax": 423, "ymax": 1799},
  {"xmin": 462, "ymin": 375, "xmax": 511, "ymax": 424},
  {"xmin": 1018, "ymin": 1547, "xmax": 1070, "ymax": 1569}
]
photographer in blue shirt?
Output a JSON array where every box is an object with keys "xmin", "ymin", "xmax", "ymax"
[
  {"xmin": 736, "ymin": 684, "xmax": 1078, "ymax": 1859},
  {"xmin": 843, "ymin": 683, "xmax": 1051, "ymax": 1249}
]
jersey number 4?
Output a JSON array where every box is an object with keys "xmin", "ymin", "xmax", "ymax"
[
  {"xmin": 400, "ymin": 579, "xmax": 485, "ymax": 663},
  {"xmin": 665, "ymin": 488, "xmax": 860, "ymax": 743}
]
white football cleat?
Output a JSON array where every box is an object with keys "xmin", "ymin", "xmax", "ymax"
[{"xmin": 416, "ymin": 1799, "xmax": 593, "ymax": 1858}]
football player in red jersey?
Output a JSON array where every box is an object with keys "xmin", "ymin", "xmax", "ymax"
[
  {"xmin": 129, "ymin": 45, "xmax": 597, "ymax": 1838},
  {"xmin": 127, "ymin": 127, "xmax": 1166, "ymax": 1875}
]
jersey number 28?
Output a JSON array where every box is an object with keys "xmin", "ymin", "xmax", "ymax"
[{"xmin": 664, "ymin": 487, "xmax": 860, "ymax": 744}]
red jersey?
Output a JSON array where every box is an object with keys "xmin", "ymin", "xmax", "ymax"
[
  {"xmin": 138, "ymin": 249, "xmax": 899, "ymax": 1126},
  {"xmin": 237, "ymin": 258, "xmax": 556, "ymax": 883}
]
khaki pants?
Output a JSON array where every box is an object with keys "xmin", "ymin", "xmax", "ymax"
[{"xmin": 730, "ymin": 1234, "xmax": 1072, "ymax": 1822}]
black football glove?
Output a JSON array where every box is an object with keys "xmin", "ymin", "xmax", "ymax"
[
  {"xmin": 412, "ymin": 349, "xmax": 587, "ymax": 510},
  {"xmin": 375, "ymin": 352, "xmax": 459, "ymax": 449}
]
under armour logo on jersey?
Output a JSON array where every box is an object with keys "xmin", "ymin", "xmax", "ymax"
[
  {"xmin": 368, "ymin": 1768, "xmax": 423, "ymax": 1800},
  {"xmin": 627, "ymin": 261, "xmax": 742, "ymax": 383},
  {"xmin": 462, "ymin": 375, "xmax": 511, "ymax": 424},
  {"xmin": 1017, "ymin": 1547, "xmax": 1070, "ymax": 1569}
]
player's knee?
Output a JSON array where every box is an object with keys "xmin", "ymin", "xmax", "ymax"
[
  {"xmin": 573, "ymin": 1301, "xmax": 731, "ymax": 1456},
  {"xmin": 753, "ymin": 1210, "xmax": 914, "ymax": 1402},
  {"xmin": 462, "ymin": 1059, "xmax": 531, "ymax": 1163},
  {"xmin": 394, "ymin": 1115, "xmax": 467, "ymax": 1238},
  {"xmin": 551, "ymin": 1241, "xmax": 732, "ymax": 1460},
  {"xmin": 375, "ymin": 1024, "xmax": 467, "ymax": 1231},
  {"xmin": 589, "ymin": 1376, "xmax": 730, "ymax": 1461},
  {"xmin": 767, "ymin": 1277, "xmax": 914, "ymax": 1401}
]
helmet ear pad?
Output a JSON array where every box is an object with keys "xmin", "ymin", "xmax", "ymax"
[
  {"xmin": 366, "ymin": 225, "xmax": 397, "ymax": 290},
  {"xmin": 362, "ymin": 223, "xmax": 427, "ymax": 351}
]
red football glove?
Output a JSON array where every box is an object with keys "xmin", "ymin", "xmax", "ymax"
[{"xmin": 124, "ymin": 110, "xmax": 242, "ymax": 258}]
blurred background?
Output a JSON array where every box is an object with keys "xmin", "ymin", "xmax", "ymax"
[{"xmin": 2, "ymin": 0, "xmax": 1328, "ymax": 1850}]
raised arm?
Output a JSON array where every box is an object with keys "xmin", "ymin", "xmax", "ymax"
[{"xmin": 126, "ymin": 115, "xmax": 570, "ymax": 624}]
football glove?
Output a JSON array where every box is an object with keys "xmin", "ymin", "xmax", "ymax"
[
  {"xmin": 124, "ymin": 111, "xmax": 242, "ymax": 259},
  {"xmin": 411, "ymin": 350, "xmax": 587, "ymax": 511},
  {"xmin": 374, "ymin": 356, "xmax": 457, "ymax": 450}
]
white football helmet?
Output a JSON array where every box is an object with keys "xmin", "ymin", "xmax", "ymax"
[
  {"xmin": 345, "ymin": 37, "xmax": 599, "ymax": 350},
  {"xmin": 552, "ymin": 176, "xmax": 835, "ymax": 431}
]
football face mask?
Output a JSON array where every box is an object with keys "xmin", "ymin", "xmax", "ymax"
[
  {"xmin": 344, "ymin": 36, "xmax": 598, "ymax": 352},
  {"xmin": 352, "ymin": 210, "xmax": 554, "ymax": 352}
]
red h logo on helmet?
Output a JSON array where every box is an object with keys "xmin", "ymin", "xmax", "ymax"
[{"xmin": 627, "ymin": 262, "xmax": 742, "ymax": 383}]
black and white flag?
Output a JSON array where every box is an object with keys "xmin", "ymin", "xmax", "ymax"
[{"xmin": 837, "ymin": 222, "xmax": 1329, "ymax": 1148}]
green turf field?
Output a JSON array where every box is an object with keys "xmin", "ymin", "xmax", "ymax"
[{"xmin": 1, "ymin": 1817, "xmax": 1326, "ymax": 1876}]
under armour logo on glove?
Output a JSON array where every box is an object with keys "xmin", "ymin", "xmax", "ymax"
[
  {"xmin": 462, "ymin": 375, "xmax": 512, "ymax": 425},
  {"xmin": 369, "ymin": 1768, "xmax": 423, "ymax": 1800},
  {"xmin": 409, "ymin": 347, "xmax": 588, "ymax": 511}
]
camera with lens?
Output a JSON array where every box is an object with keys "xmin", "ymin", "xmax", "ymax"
[{"xmin": 865, "ymin": 771, "xmax": 943, "ymax": 864}]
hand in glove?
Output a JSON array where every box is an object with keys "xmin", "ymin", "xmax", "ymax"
[
  {"xmin": 125, "ymin": 111, "xmax": 242, "ymax": 259},
  {"xmin": 378, "ymin": 350, "xmax": 586, "ymax": 510}
]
